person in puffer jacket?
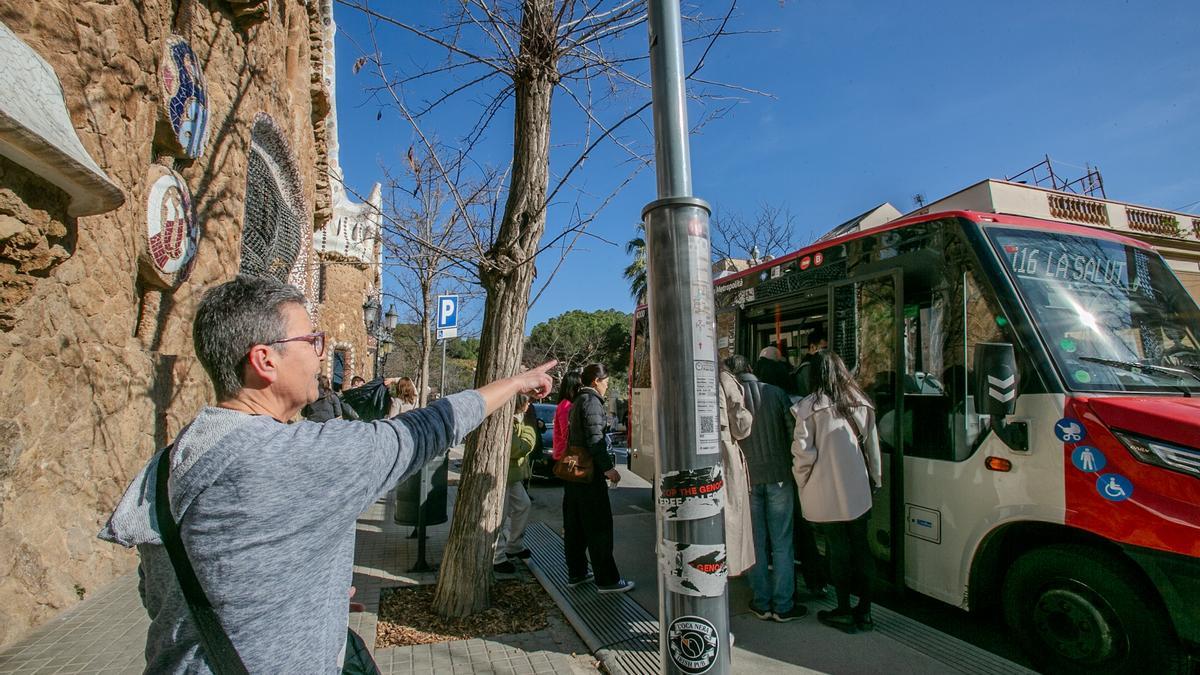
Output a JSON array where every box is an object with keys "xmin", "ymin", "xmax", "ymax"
[{"xmin": 562, "ymin": 363, "xmax": 635, "ymax": 594}]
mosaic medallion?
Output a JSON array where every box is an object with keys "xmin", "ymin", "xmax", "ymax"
[
  {"xmin": 141, "ymin": 165, "xmax": 198, "ymax": 287},
  {"xmin": 160, "ymin": 35, "xmax": 209, "ymax": 159}
]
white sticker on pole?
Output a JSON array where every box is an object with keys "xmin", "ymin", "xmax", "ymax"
[
  {"xmin": 688, "ymin": 236, "xmax": 716, "ymax": 362},
  {"xmin": 693, "ymin": 360, "xmax": 719, "ymax": 455},
  {"xmin": 660, "ymin": 540, "xmax": 727, "ymax": 597},
  {"xmin": 658, "ymin": 464, "xmax": 724, "ymax": 520}
]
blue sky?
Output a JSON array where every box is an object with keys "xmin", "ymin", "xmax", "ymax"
[{"xmin": 332, "ymin": 1, "xmax": 1200, "ymax": 334}]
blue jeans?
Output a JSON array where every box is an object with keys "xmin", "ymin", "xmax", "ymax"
[{"xmin": 747, "ymin": 481, "xmax": 795, "ymax": 613}]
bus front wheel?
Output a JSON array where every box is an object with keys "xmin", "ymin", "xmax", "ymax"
[{"xmin": 1002, "ymin": 544, "xmax": 1187, "ymax": 674}]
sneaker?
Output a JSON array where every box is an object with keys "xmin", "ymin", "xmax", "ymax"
[
  {"xmin": 853, "ymin": 610, "xmax": 874, "ymax": 632},
  {"xmin": 749, "ymin": 604, "xmax": 774, "ymax": 621},
  {"xmin": 566, "ymin": 573, "xmax": 593, "ymax": 588},
  {"xmin": 772, "ymin": 605, "xmax": 808, "ymax": 623},
  {"xmin": 511, "ymin": 549, "xmax": 532, "ymax": 559},
  {"xmin": 597, "ymin": 579, "xmax": 636, "ymax": 594},
  {"xmin": 492, "ymin": 561, "xmax": 517, "ymax": 574},
  {"xmin": 817, "ymin": 608, "xmax": 858, "ymax": 634}
]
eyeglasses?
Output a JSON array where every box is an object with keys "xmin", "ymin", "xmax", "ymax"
[{"xmin": 266, "ymin": 331, "xmax": 326, "ymax": 357}]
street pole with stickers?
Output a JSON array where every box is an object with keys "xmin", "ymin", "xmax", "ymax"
[{"xmin": 643, "ymin": 2, "xmax": 730, "ymax": 673}]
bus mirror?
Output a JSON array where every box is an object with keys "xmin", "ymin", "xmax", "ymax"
[{"xmin": 974, "ymin": 343, "xmax": 1018, "ymax": 416}]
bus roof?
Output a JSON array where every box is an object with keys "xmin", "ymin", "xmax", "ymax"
[{"xmin": 713, "ymin": 209, "xmax": 1156, "ymax": 288}]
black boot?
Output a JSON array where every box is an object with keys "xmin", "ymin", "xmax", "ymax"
[{"xmin": 816, "ymin": 607, "xmax": 857, "ymax": 634}]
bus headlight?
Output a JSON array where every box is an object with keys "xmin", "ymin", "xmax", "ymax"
[{"xmin": 1112, "ymin": 430, "xmax": 1200, "ymax": 479}]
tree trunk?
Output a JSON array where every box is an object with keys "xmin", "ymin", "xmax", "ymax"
[
  {"xmin": 432, "ymin": 0, "xmax": 556, "ymax": 618},
  {"xmin": 417, "ymin": 279, "xmax": 433, "ymax": 407}
]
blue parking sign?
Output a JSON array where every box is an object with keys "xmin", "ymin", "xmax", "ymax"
[{"xmin": 436, "ymin": 295, "xmax": 458, "ymax": 329}]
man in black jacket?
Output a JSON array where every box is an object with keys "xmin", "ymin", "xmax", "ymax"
[{"xmin": 727, "ymin": 355, "xmax": 807, "ymax": 622}]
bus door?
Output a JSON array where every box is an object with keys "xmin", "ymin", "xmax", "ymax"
[{"xmin": 829, "ymin": 270, "xmax": 904, "ymax": 587}]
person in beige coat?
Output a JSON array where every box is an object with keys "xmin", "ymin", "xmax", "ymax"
[
  {"xmin": 791, "ymin": 350, "xmax": 882, "ymax": 634},
  {"xmin": 718, "ymin": 369, "xmax": 755, "ymax": 576}
]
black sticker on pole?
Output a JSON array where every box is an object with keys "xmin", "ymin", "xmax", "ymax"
[
  {"xmin": 667, "ymin": 615, "xmax": 719, "ymax": 674},
  {"xmin": 658, "ymin": 464, "xmax": 724, "ymax": 521}
]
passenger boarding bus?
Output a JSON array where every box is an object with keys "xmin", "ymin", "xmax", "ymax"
[{"xmin": 628, "ymin": 206, "xmax": 1200, "ymax": 673}]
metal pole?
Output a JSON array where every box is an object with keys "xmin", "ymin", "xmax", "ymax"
[
  {"xmin": 644, "ymin": 2, "xmax": 729, "ymax": 674},
  {"xmin": 440, "ymin": 338, "xmax": 447, "ymax": 395}
]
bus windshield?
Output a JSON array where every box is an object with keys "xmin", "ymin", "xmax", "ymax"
[{"xmin": 988, "ymin": 227, "xmax": 1200, "ymax": 393}]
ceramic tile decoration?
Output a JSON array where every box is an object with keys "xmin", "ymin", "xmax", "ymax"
[
  {"xmin": 160, "ymin": 35, "xmax": 209, "ymax": 159},
  {"xmin": 143, "ymin": 165, "xmax": 197, "ymax": 285}
]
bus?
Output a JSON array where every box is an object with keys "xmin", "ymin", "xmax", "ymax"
[{"xmin": 628, "ymin": 206, "xmax": 1200, "ymax": 673}]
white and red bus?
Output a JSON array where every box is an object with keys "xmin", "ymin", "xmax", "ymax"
[{"xmin": 628, "ymin": 203, "xmax": 1200, "ymax": 672}]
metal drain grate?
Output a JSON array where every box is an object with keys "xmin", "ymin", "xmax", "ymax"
[
  {"xmin": 524, "ymin": 522, "xmax": 660, "ymax": 675},
  {"xmin": 526, "ymin": 521, "xmax": 1033, "ymax": 675}
]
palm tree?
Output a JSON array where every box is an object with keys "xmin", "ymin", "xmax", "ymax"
[{"xmin": 623, "ymin": 221, "xmax": 646, "ymax": 304}]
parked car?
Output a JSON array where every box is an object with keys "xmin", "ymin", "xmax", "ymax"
[{"xmin": 529, "ymin": 403, "xmax": 556, "ymax": 479}]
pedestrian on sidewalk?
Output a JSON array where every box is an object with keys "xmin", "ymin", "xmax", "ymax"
[
  {"xmin": 387, "ymin": 376, "xmax": 418, "ymax": 417},
  {"xmin": 99, "ymin": 275, "xmax": 555, "ymax": 674},
  {"xmin": 494, "ymin": 394, "xmax": 537, "ymax": 573},
  {"xmin": 718, "ymin": 367, "xmax": 755, "ymax": 576},
  {"xmin": 562, "ymin": 363, "xmax": 635, "ymax": 594},
  {"xmin": 551, "ymin": 370, "xmax": 581, "ymax": 461},
  {"xmin": 728, "ymin": 354, "xmax": 807, "ymax": 622},
  {"xmin": 791, "ymin": 350, "xmax": 882, "ymax": 634},
  {"xmin": 301, "ymin": 375, "xmax": 346, "ymax": 422}
]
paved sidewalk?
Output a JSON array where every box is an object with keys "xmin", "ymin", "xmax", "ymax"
[{"xmin": 0, "ymin": 456, "xmax": 597, "ymax": 674}]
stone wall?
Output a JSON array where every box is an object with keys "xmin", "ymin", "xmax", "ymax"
[
  {"xmin": 317, "ymin": 255, "xmax": 376, "ymax": 384},
  {"xmin": 0, "ymin": 0, "xmax": 340, "ymax": 647}
]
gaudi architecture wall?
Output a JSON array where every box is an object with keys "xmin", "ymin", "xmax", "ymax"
[{"xmin": 0, "ymin": 0, "xmax": 381, "ymax": 646}]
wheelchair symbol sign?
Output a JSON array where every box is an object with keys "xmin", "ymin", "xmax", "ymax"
[
  {"xmin": 1054, "ymin": 418, "xmax": 1086, "ymax": 443},
  {"xmin": 1096, "ymin": 473, "xmax": 1132, "ymax": 502}
]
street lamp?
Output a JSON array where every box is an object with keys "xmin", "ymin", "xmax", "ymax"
[{"xmin": 363, "ymin": 295, "xmax": 397, "ymax": 379}]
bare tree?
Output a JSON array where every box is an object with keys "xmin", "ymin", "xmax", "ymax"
[
  {"xmin": 381, "ymin": 145, "xmax": 494, "ymax": 406},
  {"xmin": 709, "ymin": 202, "xmax": 799, "ymax": 262},
  {"xmin": 337, "ymin": 0, "xmax": 760, "ymax": 617}
]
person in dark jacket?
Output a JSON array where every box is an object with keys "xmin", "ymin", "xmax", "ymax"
[
  {"xmin": 562, "ymin": 363, "xmax": 635, "ymax": 594},
  {"xmin": 755, "ymin": 344, "xmax": 794, "ymax": 393},
  {"xmin": 727, "ymin": 354, "xmax": 807, "ymax": 622},
  {"xmin": 302, "ymin": 376, "xmax": 345, "ymax": 422}
]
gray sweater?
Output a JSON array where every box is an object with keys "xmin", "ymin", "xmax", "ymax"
[{"xmin": 99, "ymin": 392, "xmax": 484, "ymax": 674}]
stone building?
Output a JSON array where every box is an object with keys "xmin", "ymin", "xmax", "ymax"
[{"xmin": 0, "ymin": 0, "xmax": 381, "ymax": 646}]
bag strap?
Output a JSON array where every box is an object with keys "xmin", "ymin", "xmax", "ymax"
[
  {"xmin": 154, "ymin": 445, "xmax": 250, "ymax": 675},
  {"xmin": 842, "ymin": 410, "xmax": 873, "ymax": 479}
]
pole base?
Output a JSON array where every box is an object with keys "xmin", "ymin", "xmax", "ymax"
[{"xmin": 408, "ymin": 560, "xmax": 436, "ymax": 573}]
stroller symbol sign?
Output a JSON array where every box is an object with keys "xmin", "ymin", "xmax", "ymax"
[
  {"xmin": 1054, "ymin": 418, "xmax": 1086, "ymax": 443},
  {"xmin": 1096, "ymin": 473, "xmax": 1132, "ymax": 502}
]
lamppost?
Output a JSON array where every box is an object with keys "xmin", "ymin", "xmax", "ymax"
[{"xmin": 363, "ymin": 294, "xmax": 398, "ymax": 379}]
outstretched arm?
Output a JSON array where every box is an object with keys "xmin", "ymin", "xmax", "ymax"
[{"xmin": 475, "ymin": 361, "xmax": 556, "ymax": 415}]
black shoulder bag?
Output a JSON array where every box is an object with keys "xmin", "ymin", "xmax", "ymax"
[{"xmin": 154, "ymin": 446, "xmax": 380, "ymax": 675}]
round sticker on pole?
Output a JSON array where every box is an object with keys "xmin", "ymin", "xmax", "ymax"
[{"xmin": 668, "ymin": 616, "xmax": 719, "ymax": 674}]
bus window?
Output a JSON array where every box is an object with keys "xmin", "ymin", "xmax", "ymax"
[{"xmin": 898, "ymin": 221, "xmax": 1013, "ymax": 462}]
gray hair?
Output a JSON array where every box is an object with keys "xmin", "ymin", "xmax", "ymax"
[
  {"xmin": 723, "ymin": 354, "xmax": 752, "ymax": 375},
  {"xmin": 193, "ymin": 275, "xmax": 307, "ymax": 400}
]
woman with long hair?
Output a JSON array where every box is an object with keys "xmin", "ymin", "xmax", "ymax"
[
  {"xmin": 388, "ymin": 377, "xmax": 418, "ymax": 418},
  {"xmin": 552, "ymin": 371, "xmax": 582, "ymax": 461},
  {"xmin": 791, "ymin": 350, "xmax": 882, "ymax": 633},
  {"xmin": 562, "ymin": 363, "xmax": 634, "ymax": 593}
]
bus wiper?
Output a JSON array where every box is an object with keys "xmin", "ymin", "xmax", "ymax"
[{"xmin": 1078, "ymin": 356, "xmax": 1199, "ymax": 397}]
